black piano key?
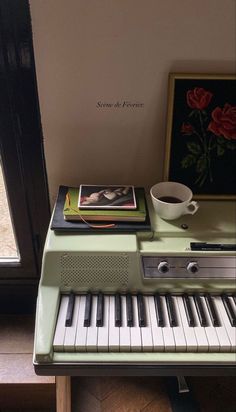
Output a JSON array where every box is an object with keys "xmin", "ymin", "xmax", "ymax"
[
  {"xmin": 137, "ymin": 294, "xmax": 146, "ymax": 327},
  {"xmin": 154, "ymin": 293, "xmax": 164, "ymax": 327},
  {"xmin": 65, "ymin": 292, "xmax": 75, "ymax": 327},
  {"xmin": 96, "ymin": 292, "xmax": 104, "ymax": 327},
  {"xmin": 182, "ymin": 293, "xmax": 195, "ymax": 327},
  {"xmin": 165, "ymin": 293, "xmax": 177, "ymax": 327},
  {"xmin": 233, "ymin": 294, "xmax": 236, "ymax": 306},
  {"xmin": 205, "ymin": 293, "xmax": 220, "ymax": 327},
  {"xmin": 194, "ymin": 294, "xmax": 207, "ymax": 326},
  {"xmin": 115, "ymin": 293, "xmax": 121, "ymax": 327},
  {"xmin": 126, "ymin": 293, "xmax": 133, "ymax": 327},
  {"xmin": 222, "ymin": 294, "xmax": 236, "ymax": 327},
  {"xmin": 84, "ymin": 293, "xmax": 92, "ymax": 327}
]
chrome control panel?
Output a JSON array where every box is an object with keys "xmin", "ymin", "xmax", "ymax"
[{"xmin": 142, "ymin": 256, "xmax": 236, "ymax": 279}]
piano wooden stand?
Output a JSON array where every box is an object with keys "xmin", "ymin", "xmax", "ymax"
[{"xmin": 56, "ymin": 376, "xmax": 71, "ymax": 412}]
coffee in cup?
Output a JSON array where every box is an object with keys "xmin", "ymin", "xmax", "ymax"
[{"xmin": 150, "ymin": 181, "xmax": 199, "ymax": 220}]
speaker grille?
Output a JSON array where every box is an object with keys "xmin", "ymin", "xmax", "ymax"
[{"xmin": 60, "ymin": 254, "xmax": 129, "ymax": 287}]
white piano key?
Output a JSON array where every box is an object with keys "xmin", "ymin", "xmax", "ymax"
[
  {"xmin": 206, "ymin": 296, "xmax": 231, "ymax": 352},
  {"xmin": 86, "ymin": 295, "xmax": 98, "ymax": 352},
  {"xmin": 64, "ymin": 295, "xmax": 80, "ymax": 352},
  {"xmin": 171, "ymin": 296, "xmax": 187, "ymax": 352},
  {"xmin": 97, "ymin": 295, "xmax": 109, "ymax": 352},
  {"xmin": 160, "ymin": 295, "xmax": 175, "ymax": 352},
  {"xmin": 176, "ymin": 296, "xmax": 197, "ymax": 352},
  {"xmin": 200, "ymin": 296, "xmax": 220, "ymax": 352},
  {"xmin": 53, "ymin": 295, "xmax": 69, "ymax": 351},
  {"xmin": 108, "ymin": 295, "xmax": 119, "ymax": 352},
  {"xmin": 75, "ymin": 295, "xmax": 87, "ymax": 352},
  {"xmin": 214, "ymin": 296, "xmax": 236, "ymax": 352},
  {"xmin": 119, "ymin": 295, "xmax": 131, "ymax": 352},
  {"xmin": 148, "ymin": 296, "xmax": 164, "ymax": 351},
  {"xmin": 189, "ymin": 296, "xmax": 208, "ymax": 352},
  {"xmin": 140, "ymin": 296, "xmax": 153, "ymax": 352},
  {"xmin": 130, "ymin": 296, "xmax": 142, "ymax": 351}
]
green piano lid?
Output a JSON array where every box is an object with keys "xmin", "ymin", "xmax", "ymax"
[{"xmin": 147, "ymin": 196, "xmax": 236, "ymax": 238}]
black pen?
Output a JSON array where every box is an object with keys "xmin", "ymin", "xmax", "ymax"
[{"xmin": 190, "ymin": 242, "xmax": 236, "ymax": 251}]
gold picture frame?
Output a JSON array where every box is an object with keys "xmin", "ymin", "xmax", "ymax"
[{"xmin": 164, "ymin": 73, "xmax": 236, "ymax": 199}]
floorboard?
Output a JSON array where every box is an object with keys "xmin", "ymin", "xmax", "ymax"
[
  {"xmin": 0, "ymin": 315, "xmax": 55, "ymax": 410},
  {"xmin": 71, "ymin": 375, "xmax": 236, "ymax": 412}
]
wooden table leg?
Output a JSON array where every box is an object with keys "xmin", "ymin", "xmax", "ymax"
[{"xmin": 56, "ymin": 376, "xmax": 71, "ymax": 412}]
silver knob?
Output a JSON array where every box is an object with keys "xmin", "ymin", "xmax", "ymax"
[
  {"xmin": 187, "ymin": 261, "xmax": 199, "ymax": 274},
  {"xmin": 157, "ymin": 261, "xmax": 170, "ymax": 274}
]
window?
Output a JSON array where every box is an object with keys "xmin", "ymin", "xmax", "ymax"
[
  {"xmin": 0, "ymin": 162, "xmax": 18, "ymax": 260},
  {"xmin": 0, "ymin": 0, "xmax": 50, "ymax": 312}
]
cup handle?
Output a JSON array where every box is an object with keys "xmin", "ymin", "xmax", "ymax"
[{"xmin": 184, "ymin": 201, "xmax": 199, "ymax": 215}]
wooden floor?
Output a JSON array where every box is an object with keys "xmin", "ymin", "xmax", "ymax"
[
  {"xmin": 0, "ymin": 315, "xmax": 55, "ymax": 411},
  {"xmin": 71, "ymin": 375, "xmax": 236, "ymax": 412},
  {"xmin": 0, "ymin": 409, "xmax": 52, "ymax": 412},
  {"xmin": 1, "ymin": 374, "xmax": 236, "ymax": 412},
  {"xmin": 72, "ymin": 376, "xmax": 171, "ymax": 412}
]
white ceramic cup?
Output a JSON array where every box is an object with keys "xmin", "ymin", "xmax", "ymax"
[{"xmin": 150, "ymin": 181, "xmax": 199, "ymax": 220}]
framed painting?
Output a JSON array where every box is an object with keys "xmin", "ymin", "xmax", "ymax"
[{"xmin": 164, "ymin": 73, "xmax": 236, "ymax": 199}]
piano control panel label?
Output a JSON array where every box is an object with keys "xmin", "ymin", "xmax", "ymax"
[{"xmin": 141, "ymin": 256, "xmax": 236, "ymax": 279}]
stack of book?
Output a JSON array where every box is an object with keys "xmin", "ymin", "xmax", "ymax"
[{"xmin": 63, "ymin": 185, "xmax": 147, "ymax": 222}]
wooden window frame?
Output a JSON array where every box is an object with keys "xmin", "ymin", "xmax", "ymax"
[{"xmin": 0, "ymin": 0, "xmax": 50, "ymax": 312}]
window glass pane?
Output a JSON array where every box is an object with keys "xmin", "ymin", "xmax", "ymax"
[{"xmin": 0, "ymin": 162, "xmax": 19, "ymax": 259}]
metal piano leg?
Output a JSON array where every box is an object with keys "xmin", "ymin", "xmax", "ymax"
[
  {"xmin": 165, "ymin": 377, "xmax": 200, "ymax": 411},
  {"xmin": 177, "ymin": 375, "xmax": 190, "ymax": 393}
]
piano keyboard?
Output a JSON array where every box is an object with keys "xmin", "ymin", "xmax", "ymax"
[{"xmin": 53, "ymin": 293, "xmax": 236, "ymax": 353}]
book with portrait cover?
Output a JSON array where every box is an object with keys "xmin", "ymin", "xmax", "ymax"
[
  {"xmin": 64, "ymin": 187, "xmax": 146, "ymax": 222},
  {"xmin": 51, "ymin": 186, "xmax": 151, "ymax": 232},
  {"xmin": 78, "ymin": 184, "xmax": 137, "ymax": 209}
]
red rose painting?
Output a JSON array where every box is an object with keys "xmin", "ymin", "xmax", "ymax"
[
  {"xmin": 165, "ymin": 74, "xmax": 236, "ymax": 198},
  {"xmin": 181, "ymin": 90, "xmax": 236, "ymax": 187},
  {"xmin": 187, "ymin": 87, "xmax": 213, "ymax": 110},
  {"xmin": 208, "ymin": 104, "xmax": 236, "ymax": 140}
]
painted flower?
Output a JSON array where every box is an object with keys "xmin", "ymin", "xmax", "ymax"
[
  {"xmin": 181, "ymin": 122, "xmax": 194, "ymax": 135},
  {"xmin": 208, "ymin": 103, "xmax": 236, "ymax": 140},
  {"xmin": 187, "ymin": 87, "xmax": 213, "ymax": 110}
]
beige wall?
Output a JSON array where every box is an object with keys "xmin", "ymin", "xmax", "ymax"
[{"xmin": 30, "ymin": 0, "xmax": 235, "ymax": 205}]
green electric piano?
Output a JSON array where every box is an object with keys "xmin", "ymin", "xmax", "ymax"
[{"xmin": 34, "ymin": 198, "xmax": 236, "ymax": 376}]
